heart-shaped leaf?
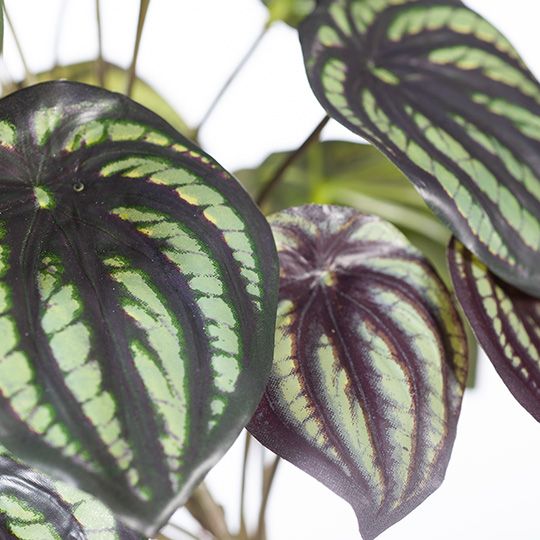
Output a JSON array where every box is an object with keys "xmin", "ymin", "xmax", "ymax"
[
  {"xmin": 248, "ymin": 205, "xmax": 467, "ymax": 540},
  {"xmin": 300, "ymin": 0, "xmax": 540, "ymax": 297},
  {"xmin": 0, "ymin": 447, "xmax": 143, "ymax": 540},
  {"xmin": 0, "ymin": 81, "xmax": 278, "ymax": 535},
  {"xmin": 448, "ymin": 238, "xmax": 540, "ymax": 421},
  {"xmin": 262, "ymin": 0, "xmax": 315, "ymax": 27},
  {"xmin": 237, "ymin": 142, "xmax": 480, "ymax": 385}
]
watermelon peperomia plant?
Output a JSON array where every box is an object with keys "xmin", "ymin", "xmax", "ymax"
[{"xmin": 0, "ymin": 0, "xmax": 538, "ymax": 539}]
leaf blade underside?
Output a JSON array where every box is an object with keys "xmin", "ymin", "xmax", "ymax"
[
  {"xmin": 448, "ymin": 238, "xmax": 540, "ymax": 421},
  {"xmin": 248, "ymin": 205, "xmax": 467, "ymax": 540},
  {"xmin": 300, "ymin": 0, "xmax": 540, "ymax": 296},
  {"xmin": 0, "ymin": 81, "xmax": 278, "ymax": 535}
]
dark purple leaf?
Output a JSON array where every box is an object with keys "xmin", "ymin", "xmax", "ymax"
[
  {"xmin": 448, "ymin": 237, "xmax": 540, "ymax": 421},
  {"xmin": 300, "ymin": 0, "xmax": 540, "ymax": 296},
  {"xmin": 249, "ymin": 205, "xmax": 467, "ymax": 540},
  {"xmin": 0, "ymin": 81, "xmax": 278, "ymax": 535}
]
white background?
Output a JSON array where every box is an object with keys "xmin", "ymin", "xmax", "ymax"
[{"xmin": 3, "ymin": 2, "xmax": 540, "ymax": 539}]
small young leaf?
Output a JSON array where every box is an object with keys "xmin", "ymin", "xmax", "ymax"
[
  {"xmin": 448, "ymin": 238, "xmax": 540, "ymax": 421},
  {"xmin": 0, "ymin": 81, "xmax": 278, "ymax": 535},
  {"xmin": 248, "ymin": 205, "xmax": 467, "ymax": 540},
  {"xmin": 262, "ymin": 0, "xmax": 315, "ymax": 27},
  {"xmin": 0, "ymin": 448, "xmax": 142, "ymax": 540},
  {"xmin": 300, "ymin": 0, "xmax": 540, "ymax": 297}
]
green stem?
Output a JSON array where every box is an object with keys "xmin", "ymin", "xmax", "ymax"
[
  {"xmin": 185, "ymin": 483, "xmax": 233, "ymax": 540},
  {"xmin": 238, "ymin": 432, "xmax": 252, "ymax": 540},
  {"xmin": 254, "ymin": 455, "xmax": 281, "ymax": 540},
  {"xmin": 4, "ymin": 4, "xmax": 34, "ymax": 84},
  {"xmin": 95, "ymin": 0, "xmax": 105, "ymax": 87},
  {"xmin": 256, "ymin": 115, "xmax": 330, "ymax": 207},
  {"xmin": 193, "ymin": 22, "xmax": 270, "ymax": 139},
  {"xmin": 126, "ymin": 0, "xmax": 151, "ymax": 97}
]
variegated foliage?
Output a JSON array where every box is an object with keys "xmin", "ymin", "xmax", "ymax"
[
  {"xmin": 300, "ymin": 0, "xmax": 540, "ymax": 297},
  {"xmin": 249, "ymin": 205, "xmax": 467, "ymax": 540},
  {"xmin": 449, "ymin": 238, "xmax": 540, "ymax": 421},
  {"xmin": 0, "ymin": 81, "xmax": 278, "ymax": 535},
  {"xmin": 0, "ymin": 447, "xmax": 142, "ymax": 540}
]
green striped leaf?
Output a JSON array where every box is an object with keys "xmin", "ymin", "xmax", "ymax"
[
  {"xmin": 237, "ymin": 141, "xmax": 480, "ymax": 386},
  {"xmin": 262, "ymin": 0, "xmax": 315, "ymax": 27},
  {"xmin": 448, "ymin": 238, "xmax": 540, "ymax": 421},
  {"xmin": 0, "ymin": 447, "xmax": 142, "ymax": 540},
  {"xmin": 248, "ymin": 205, "xmax": 467, "ymax": 540},
  {"xmin": 300, "ymin": 0, "xmax": 540, "ymax": 296},
  {"xmin": 0, "ymin": 81, "xmax": 278, "ymax": 535}
]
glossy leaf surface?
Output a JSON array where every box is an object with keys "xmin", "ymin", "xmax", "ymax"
[
  {"xmin": 300, "ymin": 0, "xmax": 540, "ymax": 296},
  {"xmin": 248, "ymin": 205, "xmax": 467, "ymax": 540},
  {"xmin": 262, "ymin": 0, "xmax": 315, "ymax": 27},
  {"xmin": 0, "ymin": 447, "xmax": 142, "ymax": 540},
  {"xmin": 0, "ymin": 81, "xmax": 278, "ymax": 535},
  {"xmin": 237, "ymin": 141, "xmax": 479, "ymax": 384},
  {"xmin": 449, "ymin": 238, "xmax": 540, "ymax": 421}
]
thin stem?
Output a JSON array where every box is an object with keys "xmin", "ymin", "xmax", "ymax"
[
  {"xmin": 4, "ymin": 4, "xmax": 34, "ymax": 84},
  {"xmin": 185, "ymin": 483, "xmax": 233, "ymax": 540},
  {"xmin": 255, "ymin": 455, "xmax": 281, "ymax": 540},
  {"xmin": 238, "ymin": 432, "xmax": 252, "ymax": 540},
  {"xmin": 126, "ymin": 0, "xmax": 151, "ymax": 97},
  {"xmin": 256, "ymin": 115, "xmax": 330, "ymax": 207},
  {"xmin": 95, "ymin": 0, "xmax": 105, "ymax": 86},
  {"xmin": 52, "ymin": 0, "xmax": 69, "ymax": 69},
  {"xmin": 193, "ymin": 23, "xmax": 270, "ymax": 139}
]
